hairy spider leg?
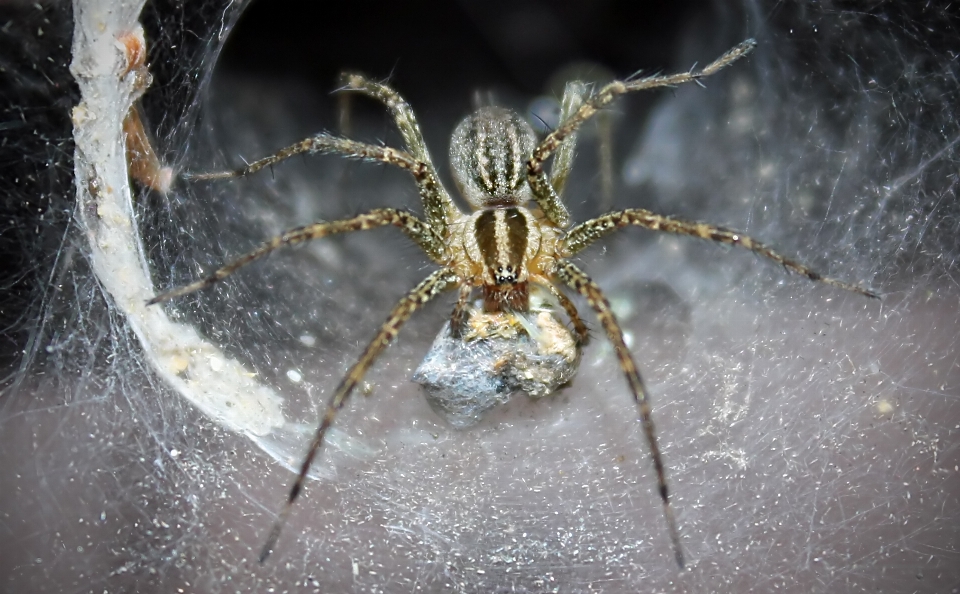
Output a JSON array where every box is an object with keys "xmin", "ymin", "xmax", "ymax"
[
  {"xmin": 183, "ymin": 135, "xmax": 448, "ymax": 262},
  {"xmin": 338, "ymin": 73, "xmax": 459, "ymax": 235},
  {"xmin": 549, "ymin": 79, "xmax": 617, "ymax": 211},
  {"xmin": 147, "ymin": 209, "xmax": 438, "ymax": 305},
  {"xmin": 548, "ymin": 80, "xmax": 587, "ymax": 198},
  {"xmin": 448, "ymin": 283, "xmax": 474, "ymax": 338},
  {"xmin": 562, "ymin": 208, "xmax": 879, "ymax": 298},
  {"xmin": 554, "ymin": 259, "xmax": 684, "ymax": 568},
  {"xmin": 259, "ymin": 268, "xmax": 460, "ymax": 563},
  {"xmin": 527, "ymin": 39, "xmax": 758, "ymax": 229},
  {"xmin": 540, "ymin": 281, "xmax": 590, "ymax": 346}
]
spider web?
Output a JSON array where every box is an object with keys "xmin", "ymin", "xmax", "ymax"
[{"xmin": 1, "ymin": 1, "xmax": 958, "ymax": 592}]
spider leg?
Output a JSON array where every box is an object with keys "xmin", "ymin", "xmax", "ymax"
[
  {"xmin": 527, "ymin": 39, "xmax": 757, "ymax": 227},
  {"xmin": 554, "ymin": 259, "xmax": 684, "ymax": 568},
  {"xmin": 540, "ymin": 281, "xmax": 590, "ymax": 347},
  {"xmin": 549, "ymin": 80, "xmax": 616, "ymax": 211},
  {"xmin": 549, "ymin": 80, "xmax": 588, "ymax": 198},
  {"xmin": 259, "ymin": 267, "xmax": 459, "ymax": 562},
  {"xmin": 596, "ymin": 107, "xmax": 615, "ymax": 213},
  {"xmin": 183, "ymin": 136, "xmax": 447, "ymax": 261},
  {"xmin": 527, "ymin": 155, "xmax": 572, "ymax": 228},
  {"xmin": 449, "ymin": 283, "xmax": 474, "ymax": 338},
  {"xmin": 185, "ymin": 134, "xmax": 421, "ymax": 181},
  {"xmin": 147, "ymin": 209, "xmax": 440, "ymax": 305},
  {"xmin": 339, "ymin": 73, "xmax": 459, "ymax": 234},
  {"xmin": 562, "ymin": 208, "xmax": 879, "ymax": 298}
]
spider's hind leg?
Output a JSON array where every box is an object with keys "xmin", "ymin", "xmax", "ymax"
[
  {"xmin": 527, "ymin": 39, "xmax": 757, "ymax": 228},
  {"xmin": 549, "ymin": 80, "xmax": 588, "ymax": 198},
  {"xmin": 562, "ymin": 208, "xmax": 879, "ymax": 298},
  {"xmin": 147, "ymin": 208, "xmax": 440, "ymax": 305},
  {"xmin": 338, "ymin": 74, "xmax": 434, "ymax": 169},
  {"xmin": 338, "ymin": 73, "xmax": 458, "ymax": 230},
  {"xmin": 550, "ymin": 80, "xmax": 615, "ymax": 212},
  {"xmin": 180, "ymin": 135, "xmax": 449, "ymax": 261}
]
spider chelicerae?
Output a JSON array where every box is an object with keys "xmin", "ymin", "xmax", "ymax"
[{"xmin": 148, "ymin": 38, "xmax": 878, "ymax": 567}]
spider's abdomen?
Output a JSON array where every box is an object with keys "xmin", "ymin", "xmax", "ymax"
[{"xmin": 450, "ymin": 106, "xmax": 536, "ymax": 209}]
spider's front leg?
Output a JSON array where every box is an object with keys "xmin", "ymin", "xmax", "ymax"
[
  {"xmin": 554, "ymin": 259, "xmax": 684, "ymax": 568},
  {"xmin": 259, "ymin": 267, "xmax": 460, "ymax": 563},
  {"xmin": 147, "ymin": 208, "xmax": 440, "ymax": 305},
  {"xmin": 562, "ymin": 208, "xmax": 879, "ymax": 298},
  {"xmin": 541, "ymin": 281, "xmax": 590, "ymax": 347}
]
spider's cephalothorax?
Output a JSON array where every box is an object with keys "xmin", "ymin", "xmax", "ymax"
[{"xmin": 149, "ymin": 39, "xmax": 879, "ymax": 568}]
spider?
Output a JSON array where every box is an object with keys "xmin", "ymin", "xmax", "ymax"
[{"xmin": 148, "ymin": 38, "xmax": 878, "ymax": 568}]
